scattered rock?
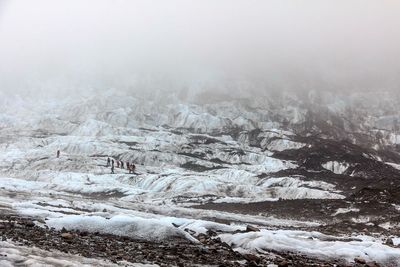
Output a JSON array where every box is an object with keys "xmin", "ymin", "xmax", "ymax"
[
  {"xmin": 385, "ymin": 238, "xmax": 394, "ymax": 246},
  {"xmin": 79, "ymin": 231, "xmax": 88, "ymax": 236},
  {"xmin": 221, "ymin": 242, "xmax": 231, "ymax": 249},
  {"xmin": 243, "ymin": 253, "xmax": 260, "ymax": 263},
  {"xmin": 207, "ymin": 229, "xmax": 218, "ymax": 237},
  {"xmin": 354, "ymin": 257, "xmax": 366, "ymax": 264},
  {"xmin": 197, "ymin": 233, "xmax": 207, "ymax": 244},
  {"xmin": 0, "ymin": 213, "xmax": 348, "ymax": 267},
  {"xmin": 60, "ymin": 232, "xmax": 73, "ymax": 239},
  {"xmin": 36, "ymin": 218, "xmax": 46, "ymax": 224},
  {"xmin": 25, "ymin": 221, "xmax": 35, "ymax": 227},
  {"xmin": 366, "ymin": 261, "xmax": 380, "ymax": 267},
  {"xmin": 246, "ymin": 225, "xmax": 260, "ymax": 232}
]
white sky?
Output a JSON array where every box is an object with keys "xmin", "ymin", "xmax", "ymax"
[{"xmin": 0, "ymin": 0, "xmax": 399, "ymax": 95}]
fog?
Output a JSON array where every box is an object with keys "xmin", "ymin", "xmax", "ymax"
[{"xmin": 0, "ymin": 0, "xmax": 399, "ymax": 98}]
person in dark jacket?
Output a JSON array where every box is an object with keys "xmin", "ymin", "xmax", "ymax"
[
  {"xmin": 107, "ymin": 157, "xmax": 111, "ymax": 167},
  {"xmin": 111, "ymin": 164, "xmax": 115, "ymax": 174},
  {"xmin": 121, "ymin": 161, "xmax": 124, "ymax": 169},
  {"xmin": 131, "ymin": 163, "xmax": 136, "ymax": 174}
]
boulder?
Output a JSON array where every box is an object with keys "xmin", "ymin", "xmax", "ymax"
[
  {"xmin": 385, "ymin": 238, "xmax": 394, "ymax": 246},
  {"xmin": 354, "ymin": 257, "xmax": 366, "ymax": 264},
  {"xmin": 246, "ymin": 225, "xmax": 260, "ymax": 232},
  {"xmin": 25, "ymin": 221, "xmax": 35, "ymax": 227},
  {"xmin": 243, "ymin": 253, "xmax": 260, "ymax": 263},
  {"xmin": 61, "ymin": 232, "xmax": 73, "ymax": 239}
]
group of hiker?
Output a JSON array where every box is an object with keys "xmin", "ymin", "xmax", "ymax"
[
  {"xmin": 56, "ymin": 150, "xmax": 136, "ymax": 175},
  {"xmin": 107, "ymin": 157, "xmax": 136, "ymax": 174}
]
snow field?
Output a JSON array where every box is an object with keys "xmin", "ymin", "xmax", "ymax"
[
  {"xmin": 220, "ymin": 230, "xmax": 400, "ymax": 265},
  {"xmin": 38, "ymin": 212, "xmax": 400, "ymax": 266}
]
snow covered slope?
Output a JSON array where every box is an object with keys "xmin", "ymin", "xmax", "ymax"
[{"xmin": 1, "ymin": 89, "xmax": 400, "ymax": 266}]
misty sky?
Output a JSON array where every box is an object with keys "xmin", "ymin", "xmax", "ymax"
[{"xmin": 0, "ymin": 0, "xmax": 399, "ymax": 96}]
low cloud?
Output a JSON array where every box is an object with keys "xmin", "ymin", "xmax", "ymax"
[{"xmin": 0, "ymin": 0, "xmax": 399, "ymax": 98}]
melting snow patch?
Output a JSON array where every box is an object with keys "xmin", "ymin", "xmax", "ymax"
[
  {"xmin": 46, "ymin": 215, "xmax": 199, "ymax": 243},
  {"xmin": 258, "ymin": 177, "xmax": 344, "ymax": 200},
  {"xmin": 332, "ymin": 208, "xmax": 360, "ymax": 216},
  {"xmin": 322, "ymin": 161, "xmax": 349, "ymax": 175},
  {"xmin": 219, "ymin": 230, "xmax": 400, "ymax": 265},
  {"xmin": 378, "ymin": 222, "xmax": 400, "ymax": 230},
  {"xmin": 351, "ymin": 216, "xmax": 371, "ymax": 224},
  {"xmin": 264, "ymin": 139, "xmax": 306, "ymax": 152},
  {"xmin": 386, "ymin": 162, "xmax": 400, "ymax": 171}
]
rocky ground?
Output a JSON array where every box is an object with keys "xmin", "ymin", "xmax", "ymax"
[
  {"xmin": 195, "ymin": 198, "xmax": 400, "ymax": 237},
  {"xmin": 0, "ymin": 212, "xmax": 388, "ymax": 267}
]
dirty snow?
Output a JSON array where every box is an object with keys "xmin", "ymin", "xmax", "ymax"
[
  {"xmin": 220, "ymin": 230, "xmax": 400, "ymax": 265},
  {"xmin": 332, "ymin": 208, "xmax": 360, "ymax": 216},
  {"xmin": 264, "ymin": 138, "xmax": 306, "ymax": 152},
  {"xmin": 322, "ymin": 161, "xmax": 349, "ymax": 175},
  {"xmin": 46, "ymin": 215, "xmax": 198, "ymax": 243}
]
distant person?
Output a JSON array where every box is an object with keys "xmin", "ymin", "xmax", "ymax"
[
  {"xmin": 56, "ymin": 150, "xmax": 60, "ymax": 158},
  {"xmin": 128, "ymin": 164, "xmax": 132, "ymax": 174},
  {"xmin": 111, "ymin": 164, "xmax": 115, "ymax": 174},
  {"xmin": 131, "ymin": 163, "xmax": 136, "ymax": 174},
  {"xmin": 111, "ymin": 159, "xmax": 115, "ymax": 167},
  {"xmin": 121, "ymin": 161, "xmax": 124, "ymax": 169},
  {"xmin": 107, "ymin": 157, "xmax": 111, "ymax": 167}
]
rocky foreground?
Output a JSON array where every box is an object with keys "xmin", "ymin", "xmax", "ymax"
[{"xmin": 0, "ymin": 212, "xmax": 388, "ymax": 267}]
